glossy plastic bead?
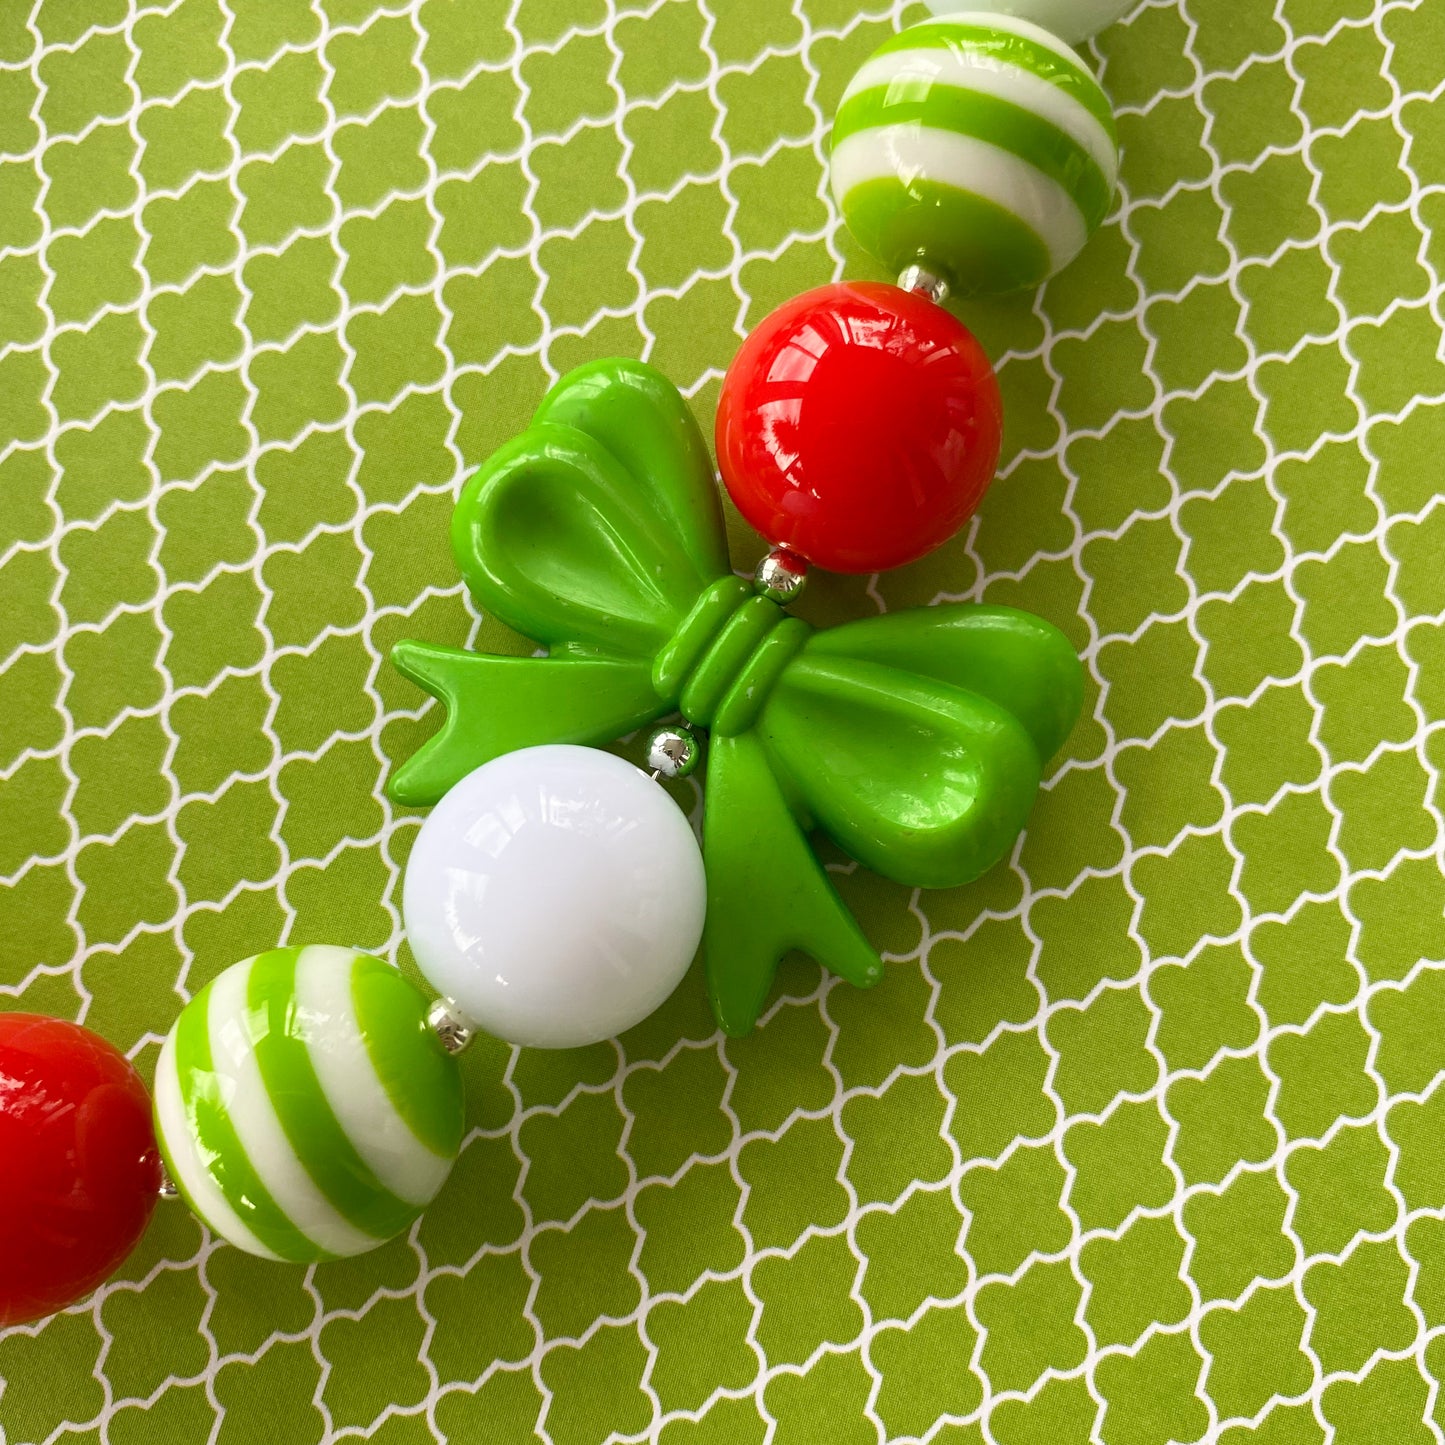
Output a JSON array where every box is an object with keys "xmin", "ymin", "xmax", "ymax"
[
  {"xmin": 924, "ymin": 0, "xmax": 1137, "ymax": 44},
  {"xmin": 403, "ymin": 745, "xmax": 707, "ymax": 1050},
  {"xmin": 831, "ymin": 13, "xmax": 1118, "ymax": 295},
  {"xmin": 716, "ymin": 281, "xmax": 1002, "ymax": 573},
  {"xmin": 0, "ymin": 1014, "xmax": 161, "ymax": 1325},
  {"xmin": 153, "ymin": 946, "xmax": 464, "ymax": 1262}
]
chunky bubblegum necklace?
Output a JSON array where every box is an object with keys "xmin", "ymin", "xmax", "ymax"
[{"xmin": 1, "ymin": 7, "xmax": 1125, "ymax": 1326}]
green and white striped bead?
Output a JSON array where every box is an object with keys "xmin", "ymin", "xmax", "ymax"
[
  {"xmin": 831, "ymin": 12, "xmax": 1118, "ymax": 296},
  {"xmin": 153, "ymin": 946, "xmax": 465, "ymax": 1262}
]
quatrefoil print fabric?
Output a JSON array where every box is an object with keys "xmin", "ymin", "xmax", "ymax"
[{"xmin": 2, "ymin": 0, "xmax": 1444, "ymax": 1442}]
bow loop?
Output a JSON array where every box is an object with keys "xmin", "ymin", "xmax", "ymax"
[
  {"xmin": 451, "ymin": 360, "xmax": 730, "ymax": 658},
  {"xmin": 762, "ymin": 653, "xmax": 1042, "ymax": 889},
  {"xmin": 756, "ymin": 605, "xmax": 1083, "ymax": 890},
  {"xmin": 531, "ymin": 358, "xmax": 730, "ymax": 584}
]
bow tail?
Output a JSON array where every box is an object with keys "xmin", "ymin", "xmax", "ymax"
[
  {"xmin": 703, "ymin": 732, "xmax": 882, "ymax": 1036},
  {"xmin": 387, "ymin": 640, "xmax": 662, "ymax": 807}
]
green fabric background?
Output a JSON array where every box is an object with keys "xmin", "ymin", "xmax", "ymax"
[{"xmin": 2, "ymin": 0, "xmax": 1444, "ymax": 1441}]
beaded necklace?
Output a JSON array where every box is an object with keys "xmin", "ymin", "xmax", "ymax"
[{"xmin": 1, "ymin": 4, "xmax": 1127, "ymax": 1323}]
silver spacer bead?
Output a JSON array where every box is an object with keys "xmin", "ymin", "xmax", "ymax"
[
  {"xmin": 158, "ymin": 1168, "xmax": 179, "ymax": 1201},
  {"xmin": 646, "ymin": 725, "xmax": 700, "ymax": 781},
  {"xmin": 428, "ymin": 997, "xmax": 476, "ymax": 1055},
  {"xmin": 754, "ymin": 548, "xmax": 809, "ymax": 605},
  {"xmin": 898, "ymin": 263, "xmax": 951, "ymax": 307}
]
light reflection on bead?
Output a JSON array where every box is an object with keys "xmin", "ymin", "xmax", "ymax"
[
  {"xmin": 646, "ymin": 725, "xmax": 701, "ymax": 780},
  {"xmin": 427, "ymin": 998, "xmax": 476, "ymax": 1055},
  {"xmin": 754, "ymin": 548, "xmax": 810, "ymax": 604},
  {"xmin": 898, "ymin": 264, "xmax": 951, "ymax": 306}
]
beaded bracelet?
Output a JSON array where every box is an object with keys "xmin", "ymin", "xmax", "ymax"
[{"xmin": 1, "ymin": 6, "xmax": 1124, "ymax": 1327}]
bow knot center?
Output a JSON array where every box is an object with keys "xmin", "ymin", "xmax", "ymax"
[{"xmin": 651, "ymin": 576, "xmax": 810, "ymax": 736}]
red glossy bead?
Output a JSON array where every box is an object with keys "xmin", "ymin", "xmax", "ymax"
[
  {"xmin": 716, "ymin": 281, "xmax": 1003, "ymax": 574},
  {"xmin": 0, "ymin": 1014, "xmax": 161, "ymax": 1326}
]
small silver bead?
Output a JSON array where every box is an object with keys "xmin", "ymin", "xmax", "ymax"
[
  {"xmin": 646, "ymin": 725, "xmax": 700, "ymax": 781},
  {"xmin": 898, "ymin": 263, "xmax": 951, "ymax": 307},
  {"xmin": 754, "ymin": 548, "xmax": 809, "ymax": 605},
  {"xmin": 428, "ymin": 997, "xmax": 476, "ymax": 1055},
  {"xmin": 158, "ymin": 1169, "xmax": 179, "ymax": 1201}
]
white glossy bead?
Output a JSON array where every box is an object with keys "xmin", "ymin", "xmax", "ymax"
[
  {"xmin": 402, "ymin": 745, "xmax": 707, "ymax": 1050},
  {"xmin": 924, "ymin": 0, "xmax": 1136, "ymax": 43}
]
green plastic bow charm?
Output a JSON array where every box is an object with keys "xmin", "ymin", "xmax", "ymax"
[{"xmin": 389, "ymin": 359, "xmax": 1083, "ymax": 1036}]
